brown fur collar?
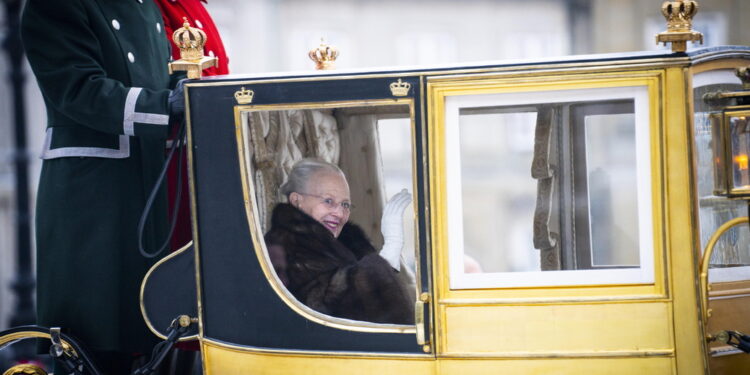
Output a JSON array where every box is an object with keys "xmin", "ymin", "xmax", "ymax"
[{"xmin": 266, "ymin": 203, "xmax": 376, "ymax": 261}]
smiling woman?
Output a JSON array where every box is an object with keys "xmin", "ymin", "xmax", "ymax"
[{"xmin": 264, "ymin": 158, "xmax": 415, "ymax": 324}]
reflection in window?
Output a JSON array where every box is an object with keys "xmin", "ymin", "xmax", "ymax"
[{"xmin": 456, "ymin": 100, "xmax": 640, "ymax": 274}]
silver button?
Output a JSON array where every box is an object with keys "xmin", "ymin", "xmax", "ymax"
[
  {"xmin": 156, "ymin": 23, "xmax": 162, "ymax": 33},
  {"xmin": 127, "ymin": 52, "xmax": 135, "ymax": 63},
  {"xmin": 208, "ymin": 50, "xmax": 215, "ymax": 57},
  {"xmin": 138, "ymin": 0, "xmax": 143, "ymax": 3},
  {"xmin": 111, "ymin": 19, "xmax": 120, "ymax": 30},
  {"xmin": 195, "ymin": 20, "xmax": 203, "ymax": 29}
]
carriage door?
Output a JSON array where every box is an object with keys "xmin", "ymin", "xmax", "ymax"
[{"xmin": 426, "ymin": 73, "xmax": 685, "ymax": 373}]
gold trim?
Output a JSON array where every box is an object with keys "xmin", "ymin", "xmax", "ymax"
[
  {"xmin": 416, "ymin": 74, "xmax": 435, "ymax": 353},
  {"xmin": 437, "ymin": 349, "xmax": 674, "ymax": 359},
  {"xmin": 438, "ymin": 294, "xmax": 670, "ymax": 306},
  {"xmin": 234, "ymin": 98, "xmax": 418, "ymax": 334},
  {"xmin": 699, "ymin": 216, "xmax": 749, "ymax": 332},
  {"xmin": 0, "ymin": 331, "xmax": 77, "ymax": 357},
  {"xmin": 2, "ymin": 364, "xmax": 47, "ymax": 375},
  {"xmin": 185, "ymin": 85, "xmax": 209, "ymax": 364},
  {"xmin": 139, "ymin": 240, "xmax": 198, "ymax": 341},
  {"xmin": 201, "ymin": 337, "xmax": 433, "ymax": 359},
  {"xmin": 182, "ymin": 56, "xmax": 702, "ymax": 90},
  {"xmin": 408, "ymin": 92, "xmax": 425, "ymax": 317},
  {"xmin": 691, "ymin": 58, "xmax": 750, "ymax": 74}
]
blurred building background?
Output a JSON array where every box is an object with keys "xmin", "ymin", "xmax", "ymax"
[{"xmin": 1, "ymin": 0, "xmax": 750, "ymax": 330}]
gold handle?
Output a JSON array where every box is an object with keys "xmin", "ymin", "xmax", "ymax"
[
  {"xmin": 415, "ymin": 293, "xmax": 430, "ymax": 348},
  {"xmin": 700, "ymin": 216, "xmax": 749, "ymax": 339}
]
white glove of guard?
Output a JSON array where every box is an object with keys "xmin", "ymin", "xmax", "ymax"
[{"xmin": 379, "ymin": 189, "xmax": 412, "ymax": 270}]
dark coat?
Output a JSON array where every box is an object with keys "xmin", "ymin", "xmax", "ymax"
[
  {"xmin": 21, "ymin": 0, "xmax": 176, "ymax": 353},
  {"xmin": 265, "ymin": 204, "xmax": 415, "ymax": 325}
]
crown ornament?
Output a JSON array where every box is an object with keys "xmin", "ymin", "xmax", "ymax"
[
  {"xmin": 168, "ymin": 18, "xmax": 218, "ymax": 79},
  {"xmin": 655, "ymin": 1, "xmax": 703, "ymax": 52},
  {"xmin": 389, "ymin": 79, "xmax": 411, "ymax": 97},
  {"xmin": 234, "ymin": 87, "xmax": 255, "ymax": 104},
  {"xmin": 308, "ymin": 39, "xmax": 339, "ymax": 70}
]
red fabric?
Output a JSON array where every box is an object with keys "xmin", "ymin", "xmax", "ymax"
[
  {"xmin": 155, "ymin": 0, "xmax": 230, "ymax": 253},
  {"xmin": 154, "ymin": 0, "xmax": 229, "ymax": 351}
]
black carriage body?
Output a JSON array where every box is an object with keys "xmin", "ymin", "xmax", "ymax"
[{"xmin": 187, "ymin": 73, "xmax": 426, "ymax": 353}]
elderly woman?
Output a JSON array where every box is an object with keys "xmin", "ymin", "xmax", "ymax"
[{"xmin": 265, "ymin": 158, "xmax": 414, "ymax": 324}]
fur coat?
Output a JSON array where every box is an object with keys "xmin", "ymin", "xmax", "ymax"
[{"xmin": 265, "ymin": 203, "xmax": 414, "ymax": 324}]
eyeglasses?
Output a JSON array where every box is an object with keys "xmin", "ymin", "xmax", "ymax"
[{"xmin": 298, "ymin": 193, "xmax": 354, "ymax": 212}]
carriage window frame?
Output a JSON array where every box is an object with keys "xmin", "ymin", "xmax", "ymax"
[
  {"xmin": 442, "ymin": 85, "xmax": 655, "ymax": 289},
  {"xmin": 233, "ymin": 99, "xmax": 421, "ymax": 333}
]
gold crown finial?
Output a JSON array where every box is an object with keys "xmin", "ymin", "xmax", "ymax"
[
  {"xmin": 655, "ymin": 1, "xmax": 703, "ymax": 52},
  {"xmin": 168, "ymin": 17, "xmax": 218, "ymax": 79},
  {"xmin": 172, "ymin": 17, "xmax": 208, "ymax": 61},
  {"xmin": 234, "ymin": 87, "xmax": 255, "ymax": 104},
  {"xmin": 389, "ymin": 79, "xmax": 411, "ymax": 97},
  {"xmin": 308, "ymin": 38, "xmax": 339, "ymax": 70}
]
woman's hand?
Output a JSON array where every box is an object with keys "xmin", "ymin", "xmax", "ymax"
[{"xmin": 379, "ymin": 189, "xmax": 412, "ymax": 270}]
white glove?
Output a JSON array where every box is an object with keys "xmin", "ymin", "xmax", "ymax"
[{"xmin": 379, "ymin": 189, "xmax": 412, "ymax": 270}]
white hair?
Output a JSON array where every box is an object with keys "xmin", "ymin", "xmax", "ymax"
[{"xmin": 279, "ymin": 158, "xmax": 344, "ymax": 198}]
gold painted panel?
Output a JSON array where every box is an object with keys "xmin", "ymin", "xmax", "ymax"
[
  {"xmin": 442, "ymin": 302, "xmax": 673, "ymax": 354},
  {"xmin": 202, "ymin": 342, "xmax": 435, "ymax": 375},
  {"xmin": 436, "ymin": 357, "xmax": 673, "ymax": 375}
]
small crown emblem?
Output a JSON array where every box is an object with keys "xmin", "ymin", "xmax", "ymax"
[
  {"xmin": 389, "ymin": 79, "xmax": 411, "ymax": 97},
  {"xmin": 308, "ymin": 39, "xmax": 339, "ymax": 70},
  {"xmin": 655, "ymin": 1, "xmax": 703, "ymax": 52},
  {"xmin": 234, "ymin": 87, "xmax": 254, "ymax": 104}
]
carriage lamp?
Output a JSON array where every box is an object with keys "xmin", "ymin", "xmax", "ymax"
[
  {"xmin": 711, "ymin": 110, "xmax": 750, "ymax": 196},
  {"xmin": 709, "ymin": 67, "xmax": 750, "ymax": 197}
]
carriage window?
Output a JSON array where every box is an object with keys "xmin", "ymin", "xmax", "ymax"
[
  {"xmin": 444, "ymin": 86, "xmax": 654, "ymax": 288},
  {"xmin": 693, "ymin": 70, "xmax": 750, "ymax": 283},
  {"xmin": 238, "ymin": 102, "xmax": 417, "ymax": 326}
]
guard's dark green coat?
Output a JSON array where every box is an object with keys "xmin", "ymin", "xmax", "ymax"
[{"xmin": 21, "ymin": 0, "xmax": 177, "ymax": 353}]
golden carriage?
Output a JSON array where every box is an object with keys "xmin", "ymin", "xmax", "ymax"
[{"xmin": 4, "ymin": 1, "xmax": 750, "ymax": 374}]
